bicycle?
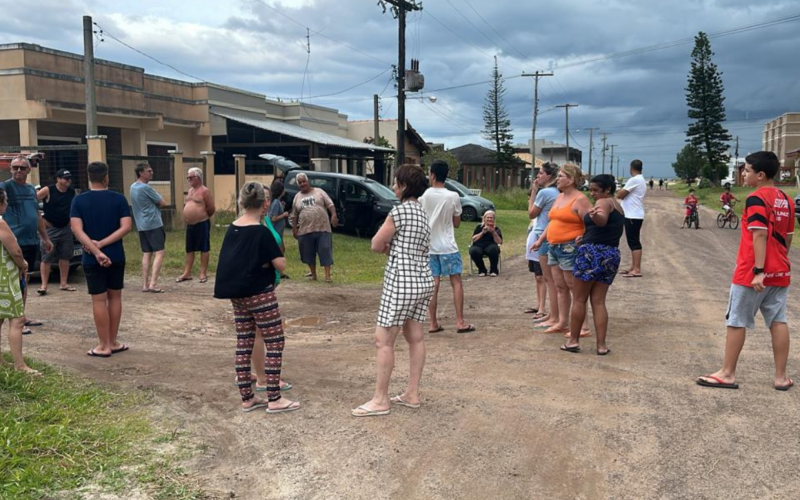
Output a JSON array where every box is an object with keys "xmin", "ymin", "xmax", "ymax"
[
  {"xmin": 685, "ymin": 204, "xmax": 700, "ymax": 230},
  {"xmin": 716, "ymin": 200, "xmax": 739, "ymax": 229}
]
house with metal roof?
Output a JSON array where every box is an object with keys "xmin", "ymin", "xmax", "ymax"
[{"xmin": 450, "ymin": 143, "xmax": 528, "ymax": 191}]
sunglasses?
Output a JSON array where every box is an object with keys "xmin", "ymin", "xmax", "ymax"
[
  {"xmin": 10, "ymin": 166, "xmax": 29, "ymax": 171},
  {"xmin": 186, "ymin": 176, "xmax": 198, "ymax": 180}
]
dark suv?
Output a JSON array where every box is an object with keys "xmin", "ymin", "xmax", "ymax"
[{"xmin": 284, "ymin": 170, "xmax": 399, "ymax": 236}]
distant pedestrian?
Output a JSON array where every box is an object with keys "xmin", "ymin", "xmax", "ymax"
[
  {"xmin": 290, "ymin": 173, "xmax": 338, "ymax": 283},
  {"xmin": 659, "ymin": 178, "xmax": 664, "ymax": 190},
  {"xmin": 176, "ymin": 167, "xmax": 215, "ymax": 284},
  {"xmin": 36, "ymin": 168, "xmax": 77, "ymax": 294},
  {"xmin": 130, "ymin": 163, "xmax": 167, "ymax": 293},
  {"xmin": 0, "ymin": 186, "xmax": 39, "ymax": 375},
  {"xmin": 214, "ymin": 182, "xmax": 299, "ymax": 414},
  {"xmin": 560, "ymin": 175, "xmax": 624, "ymax": 355},
  {"xmin": 70, "ymin": 161, "xmax": 133, "ymax": 358},
  {"xmin": 697, "ymin": 151, "xmax": 794, "ymax": 391},
  {"xmin": 649, "ymin": 178, "xmax": 654, "ymax": 190},
  {"xmin": 3, "ymin": 155, "xmax": 53, "ymax": 334},
  {"xmin": 353, "ymin": 165, "xmax": 434, "ymax": 417},
  {"xmin": 617, "ymin": 160, "xmax": 647, "ymax": 278},
  {"xmin": 420, "ymin": 159, "xmax": 475, "ymax": 334}
]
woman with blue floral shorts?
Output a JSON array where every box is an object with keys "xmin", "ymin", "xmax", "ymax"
[{"xmin": 561, "ymin": 174, "xmax": 625, "ymax": 356}]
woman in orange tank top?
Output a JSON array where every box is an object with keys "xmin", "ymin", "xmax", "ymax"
[{"xmin": 532, "ymin": 164, "xmax": 592, "ymax": 335}]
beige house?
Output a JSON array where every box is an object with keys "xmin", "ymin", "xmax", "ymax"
[
  {"xmin": 0, "ymin": 42, "xmax": 392, "ymax": 225},
  {"xmin": 763, "ymin": 112, "xmax": 800, "ymax": 176}
]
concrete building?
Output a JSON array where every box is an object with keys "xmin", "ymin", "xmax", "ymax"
[
  {"xmin": 763, "ymin": 112, "xmax": 800, "ymax": 177},
  {"xmin": 0, "ymin": 42, "xmax": 392, "ymax": 222},
  {"xmin": 526, "ymin": 139, "xmax": 582, "ymax": 166}
]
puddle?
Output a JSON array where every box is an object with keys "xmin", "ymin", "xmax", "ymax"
[{"xmin": 285, "ymin": 316, "xmax": 322, "ymax": 327}]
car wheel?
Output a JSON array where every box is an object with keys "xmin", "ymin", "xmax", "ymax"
[{"xmin": 461, "ymin": 206, "xmax": 478, "ymax": 221}]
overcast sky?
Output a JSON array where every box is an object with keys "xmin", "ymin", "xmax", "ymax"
[{"xmin": 3, "ymin": 0, "xmax": 799, "ymax": 178}]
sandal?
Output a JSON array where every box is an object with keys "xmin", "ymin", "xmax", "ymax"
[
  {"xmin": 36, "ymin": 288, "xmax": 47, "ymax": 296},
  {"xmin": 59, "ymin": 286, "xmax": 77, "ymax": 292}
]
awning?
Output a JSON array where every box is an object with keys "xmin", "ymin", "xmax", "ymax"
[{"xmin": 211, "ymin": 109, "xmax": 395, "ymax": 153}]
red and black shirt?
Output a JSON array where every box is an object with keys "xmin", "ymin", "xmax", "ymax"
[{"xmin": 732, "ymin": 187, "xmax": 794, "ymax": 287}]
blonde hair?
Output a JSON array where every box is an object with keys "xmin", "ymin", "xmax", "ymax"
[
  {"xmin": 482, "ymin": 210, "xmax": 496, "ymax": 226},
  {"xmin": 560, "ymin": 163, "xmax": 583, "ymax": 189},
  {"xmin": 238, "ymin": 182, "xmax": 267, "ymax": 210}
]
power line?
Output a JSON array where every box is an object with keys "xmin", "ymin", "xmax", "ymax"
[
  {"xmin": 443, "ymin": 0, "xmax": 500, "ymax": 51},
  {"xmin": 461, "ymin": 0, "xmax": 528, "ymax": 60},
  {"xmin": 270, "ymin": 66, "xmax": 394, "ymax": 101}
]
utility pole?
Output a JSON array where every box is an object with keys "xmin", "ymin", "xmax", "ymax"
[
  {"xmin": 555, "ymin": 104, "xmax": 578, "ymax": 163},
  {"xmin": 600, "ymin": 133, "xmax": 610, "ymax": 174},
  {"xmin": 379, "ymin": 1, "xmax": 422, "ymax": 167},
  {"xmin": 584, "ymin": 127, "xmax": 599, "ymax": 177},
  {"xmin": 83, "ymin": 15, "xmax": 97, "ymax": 136},
  {"xmin": 522, "ymin": 71, "xmax": 553, "ymax": 165},
  {"xmin": 373, "ymin": 94, "xmax": 380, "ymax": 146},
  {"xmin": 616, "ymin": 157, "xmax": 621, "ymax": 181},
  {"xmin": 609, "ymin": 144, "xmax": 617, "ymax": 177}
]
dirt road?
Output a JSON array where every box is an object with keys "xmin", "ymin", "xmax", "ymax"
[{"xmin": 19, "ymin": 189, "xmax": 800, "ymax": 499}]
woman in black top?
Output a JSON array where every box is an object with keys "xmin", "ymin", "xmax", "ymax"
[
  {"xmin": 561, "ymin": 175, "xmax": 624, "ymax": 356},
  {"xmin": 468, "ymin": 211, "xmax": 503, "ymax": 276},
  {"xmin": 214, "ymin": 182, "xmax": 299, "ymax": 414}
]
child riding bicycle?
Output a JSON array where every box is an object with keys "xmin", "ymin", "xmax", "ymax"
[
  {"xmin": 720, "ymin": 187, "xmax": 739, "ymax": 217},
  {"xmin": 682, "ymin": 189, "xmax": 699, "ymax": 228}
]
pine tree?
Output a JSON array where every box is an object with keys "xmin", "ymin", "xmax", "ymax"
[
  {"xmin": 482, "ymin": 56, "xmax": 515, "ymax": 168},
  {"xmin": 685, "ymin": 32, "xmax": 732, "ymax": 185}
]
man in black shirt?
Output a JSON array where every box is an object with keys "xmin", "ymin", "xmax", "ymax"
[{"xmin": 36, "ymin": 168, "xmax": 77, "ymax": 294}]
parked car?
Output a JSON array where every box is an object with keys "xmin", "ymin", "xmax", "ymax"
[
  {"xmin": 284, "ymin": 170, "xmax": 399, "ymax": 236},
  {"xmin": 29, "ymin": 239, "xmax": 83, "ymax": 279},
  {"xmin": 443, "ymin": 179, "xmax": 496, "ymax": 221}
]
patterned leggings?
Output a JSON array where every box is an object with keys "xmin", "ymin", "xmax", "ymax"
[{"xmin": 231, "ymin": 288, "xmax": 285, "ymax": 403}]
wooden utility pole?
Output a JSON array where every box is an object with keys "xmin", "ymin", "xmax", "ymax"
[
  {"xmin": 600, "ymin": 133, "xmax": 610, "ymax": 174},
  {"xmin": 83, "ymin": 15, "xmax": 97, "ymax": 136},
  {"xmin": 522, "ymin": 72, "xmax": 553, "ymax": 166},
  {"xmin": 584, "ymin": 127, "xmax": 599, "ymax": 177},
  {"xmin": 616, "ymin": 157, "xmax": 621, "ymax": 181},
  {"xmin": 373, "ymin": 94, "xmax": 380, "ymax": 145},
  {"xmin": 609, "ymin": 144, "xmax": 617, "ymax": 177},
  {"xmin": 379, "ymin": 1, "xmax": 422, "ymax": 167},
  {"xmin": 556, "ymin": 104, "xmax": 578, "ymax": 163}
]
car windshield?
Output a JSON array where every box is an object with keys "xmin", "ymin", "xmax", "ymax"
[
  {"xmin": 447, "ymin": 179, "xmax": 471, "ymax": 196},
  {"xmin": 365, "ymin": 180, "xmax": 398, "ymax": 201}
]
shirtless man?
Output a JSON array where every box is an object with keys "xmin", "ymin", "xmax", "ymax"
[{"xmin": 176, "ymin": 167, "xmax": 215, "ymax": 283}]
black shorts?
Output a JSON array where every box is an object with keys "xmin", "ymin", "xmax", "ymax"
[
  {"xmin": 84, "ymin": 262, "xmax": 125, "ymax": 295},
  {"xmin": 138, "ymin": 227, "xmax": 166, "ymax": 253},
  {"xmin": 624, "ymin": 218, "xmax": 644, "ymax": 251},
  {"xmin": 528, "ymin": 259, "xmax": 543, "ymax": 276},
  {"xmin": 185, "ymin": 220, "xmax": 211, "ymax": 253},
  {"xmin": 298, "ymin": 231, "xmax": 333, "ymax": 267},
  {"xmin": 21, "ymin": 244, "xmax": 37, "ymax": 272}
]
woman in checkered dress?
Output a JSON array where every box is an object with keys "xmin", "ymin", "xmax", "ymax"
[{"xmin": 352, "ymin": 165, "xmax": 434, "ymax": 417}]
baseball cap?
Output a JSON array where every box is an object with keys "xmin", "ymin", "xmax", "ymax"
[{"xmin": 56, "ymin": 169, "xmax": 72, "ymax": 179}]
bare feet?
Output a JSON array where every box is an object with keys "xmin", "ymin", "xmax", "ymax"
[
  {"xmin": 543, "ymin": 325, "xmax": 570, "ymax": 334},
  {"xmin": 16, "ymin": 366, "xmax": 42, "ymax": 377},
  {"xmin": 565, "ymin": 329, "xmax": 592, "ymax": 338}
]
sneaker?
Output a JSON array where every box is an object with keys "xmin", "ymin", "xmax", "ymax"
[
  {"xmin": 478, "ymin": 272, "xmax": 486, "ymax": 277},
  {"xmin": 489, "ymin": 272, "xmax": 498, "ymax": 277}
]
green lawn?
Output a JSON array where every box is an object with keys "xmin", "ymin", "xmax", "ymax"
[
  {"xmin": 125, "ymin": 209, "xmax": 532, "ymax": 285},
  {"xmin": 0, "ymin": 358, "xmax": 201, "ymax": 499},
  {"xmin": 481, "ymin": 188, "xmax": 530, "ymax": 211},
  {"xmin": 672, "ymin": 184, "xmax": 800, "ymax": 214}
]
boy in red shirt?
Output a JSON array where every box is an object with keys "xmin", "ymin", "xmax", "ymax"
[
  {"xmin": 719, "ymin": 187, "xmax": 738, "ymax": 215},
  {"xmin": 697, "ymin": 151, "xmax": 794, "ymax": 390},
  {"xmin": 681, "ymin": 189, "xmax": 698, "ymax": 228}
]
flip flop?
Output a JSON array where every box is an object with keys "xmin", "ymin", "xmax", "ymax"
[
  {"xmin": 255, "ymin": 382, "xmax": 293, "ymax": 392},
  {"xmin": 351, "ymin": 405, "xmax": 390, "ymax": 417},
  {"xmin": 560, "ymin": 344, "xmax": 581, "ymax": 353},
  {"xmin": 775, "ymin": 379, "xmax": 794, "ymax": 391},
  {"xmin": 597, "ymin": 349, "xmax": 611, "ymax": 356},
  {"xmin": 199, "ymin": 277, "xmax": 208, "ymax": 283},
  {"xmin": 36, "ymin": 288, "xmax": 47, "ymax": 296},
  {"xmin": 148, "ymin": 288, "xmax": 165, "ymax": 293},
  {"xmin": 542, "ymin": 327, "xmax": 570, "ymax": 334},
  {"xmin": 696, "ymin": 375, "xmax": 739, "ymax": 389},
  {"xmin": 60, "ymin": 286, "xmax": 77, "ymax": 292},
  {"xmin": 87, "ymin": 348, "xmax": 111, "ymax": 358},
  {"xmin": 456, "ymin": 325, "xmax": 476, "ymax": 334},
  {"xmin": 428, "ymin": 326, "xmax": 445, "ymax": 333},
  {"xmin": 22, "ymin": 327, "xmax": 32, "ymax": 335},
  {"xmin": 523, "ymin": 308, "xmax": 539, "ymax": 314},
  {"xmin": 622, "ymin": 273, "xmax": 643, "ymax": 278},
  {"xmin": 532, "ymin": 312, "xmax": 547, "ymax": 320},
  {"xmin": 111, "ymin": 344, "xmax": 129, "ymax": 354},
  {"xmin": 141, "ymin": 289, "xmax": 151, "ymax": 293},
  {"xmin": 390, "ymin": 395, "xmax": 420, "ymax": 409},
  {"xmin": 565, "ymin": 330, "xmax": 593, "ymax": 338},
  {"xmin": 24, "ymin": 320, "xmax": 43, "ymax": 326},
  {"xmin": 242, "ymin": 400, "xmax": 270, "ymax": 413},
  {"xmin": 175, "ymin": 276, "xmax": 193, "ymax": 283},
  {"xmin": 266, "ymin": 401, "xmax": 301, "ymax": 414}
]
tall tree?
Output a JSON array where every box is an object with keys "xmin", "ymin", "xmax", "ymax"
[
  {"xmin": 422, "ymin": 148, "xmax": 461, "ymax": 180},
  {"xmin": 672, "ymin": 144, "xmax": 704, "ymax": 182},
  {"xmin": 685, "ymin": 32, "xmax": 732, "ymax": 185},
  {"xmin": 482, "ymin": 56, "xmax": 515, "ymax": 168}
]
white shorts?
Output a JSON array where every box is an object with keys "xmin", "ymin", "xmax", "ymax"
[
  {"xmin": 722, "ymin": 204, "xmax": 731, "ymax": 211},
  {"xmin": 726, "ymin": 284, "xmax": 788, "ymax": 330}
]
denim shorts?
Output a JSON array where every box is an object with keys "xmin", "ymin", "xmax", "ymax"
[
  {"xmin": 726, "ymin": 284, "xmax": 788, "ymax": 329},
  {"xmin": 537, "ymin": 239, "xmax": 550, "ymax": 258},
  {"xmin": 429, "ymin": 252, "xmax": 463, "ymax": 277},
  {"xmin": 547, "ymin": 241, "xmax": 578, "ymax": 270}
]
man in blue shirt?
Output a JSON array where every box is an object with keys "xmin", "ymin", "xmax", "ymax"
[
  {"xmin": 4, "ymin": 155, "xmax": 53, "ymax": 334},
  {"xmin": 71, "ymin": 161, "xmax": 132, "ymax": 357},
  {"xmin": 130, "ymin": 163, "xmax": 167, "ymax": 293}
]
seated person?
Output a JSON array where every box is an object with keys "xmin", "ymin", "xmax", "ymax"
[
  {"xmin": 683, "ymin": 189, "xmax": 699, "ymax": 227},
  {"xmin": 469, "ymin": 210, "xmax": 503, "ymax": 276},
  {"xmin": 720, "ymin": 187, "xmax": 738, "ymax": 214}
]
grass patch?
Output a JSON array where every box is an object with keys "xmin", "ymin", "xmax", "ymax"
[
  {"xmin": 0, "ymin": 357, "xmax": 202, "ymax": 500},
  {"xmin": 672, "ymin": 184, "xmax": 800, "ymax": 214},
  {"xmin": 481, "ymin": 188, "xmax": 530, "ymax": 211},
  {"xmin": 125, "ymin": 210, "xmax": 532, "ymax": 285}
]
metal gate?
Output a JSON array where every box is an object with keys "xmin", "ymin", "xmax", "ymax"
[{"xmin": 106, "ymin": 154, "xmax": 175, "ymax": 206}]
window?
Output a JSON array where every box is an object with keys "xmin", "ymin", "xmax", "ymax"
[{"xmin": 342, "ymin": 181, "xmax": 369, "ymax": 203}]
